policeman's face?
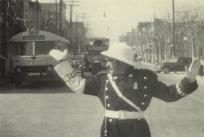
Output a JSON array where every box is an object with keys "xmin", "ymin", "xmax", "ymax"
[{"xmin": 108, "ymin": 59, "xmax": 129, "ymax": 74}]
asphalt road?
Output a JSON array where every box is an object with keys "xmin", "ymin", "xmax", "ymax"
[{"xmin": 0, "ymin": 73, "xmax": 204, "ymax": 137}]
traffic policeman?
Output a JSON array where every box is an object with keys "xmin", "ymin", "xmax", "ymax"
[{"xmin": 49, "ymin": 42, "xmax": 200, "ymax": 137}]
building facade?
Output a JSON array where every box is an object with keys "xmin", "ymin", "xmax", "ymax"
[
  {"xmin": 122, "ymin": 18, "xmax": 204, "ymax": 65},
  {"xmin": 40, "ymin": 2, "xmax": 67, "ymax": 36}
]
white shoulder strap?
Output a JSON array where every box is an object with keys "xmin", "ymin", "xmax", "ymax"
[{"xmin": 107, "ymin": 73, "xmax": 142, "ymax": 112}]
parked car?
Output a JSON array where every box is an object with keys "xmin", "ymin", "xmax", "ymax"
[{"xmin": 158, "ymin": 57, "xmax": 192, "ymax": 73}]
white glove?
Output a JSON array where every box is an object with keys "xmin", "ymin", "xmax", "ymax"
[
  {"xmin": 49, "ymin": 49, "xmax": 68, "ymax": 62},
  {"xmin": 186, "ymin": 58, "xmax": 201, "ymax": 82}
]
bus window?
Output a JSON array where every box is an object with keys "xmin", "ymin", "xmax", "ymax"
[
  {"xmin": 35, "ymin": 41, "xmax": 55, "ymax": 55},
  {"xmin": 22, "ymin": 42, "xmax": 33, "ymax": 55},
  {"xmin": 9, "ymin": 42, "xmax": 33, "ymax": 56}
]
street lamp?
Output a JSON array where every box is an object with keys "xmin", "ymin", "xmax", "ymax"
[{"xmin": 172, "ymin": 0, "xmax": 176, "ymax": 57}]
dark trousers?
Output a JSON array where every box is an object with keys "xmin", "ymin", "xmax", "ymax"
[{"xmin": 100, "ymin": 118, "xmax": 151, "ymax": 137}]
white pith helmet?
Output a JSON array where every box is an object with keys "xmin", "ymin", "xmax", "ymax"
[{"xmin": 101, "ymin": 42, "xmax": 140, "ymax": 67}]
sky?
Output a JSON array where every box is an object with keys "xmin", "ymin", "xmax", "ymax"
[{"xmin": 38, "ymin": 0, "xmax": 204, "ymax": 42}]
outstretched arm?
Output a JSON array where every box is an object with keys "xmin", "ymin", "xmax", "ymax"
[
  {"xmin": 152, "ymin": 58, "xmax": 200, "ymax": 101},
  {"xmin": 54, "ymin": 60, "xmax": 86, "ymax": 93},
  {"xmin": 49, "ymin": 49, "xmax": 85, "ymax": 93},
  {"xmin": 49, "ymin": 49, "xmax": 100, "ymax": 96}
]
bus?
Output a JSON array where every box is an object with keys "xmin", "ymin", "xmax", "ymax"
[{"xmin": 7, "ymin": 28, "xmax": 70, "ymax": 86}]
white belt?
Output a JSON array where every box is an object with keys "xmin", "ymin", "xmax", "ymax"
[{"xmin": 105, "ymin": 110, "xmax": 144, "ymax": 120}]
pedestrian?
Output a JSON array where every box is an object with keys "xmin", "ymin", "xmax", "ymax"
[{"xmin": 49, "ymin": 43, "xmax": 200, "ymax": 137}]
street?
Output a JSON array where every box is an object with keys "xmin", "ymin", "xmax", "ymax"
[{"xmin": 0, "ymin": 73, "xmax": 204, "ymax": 137}]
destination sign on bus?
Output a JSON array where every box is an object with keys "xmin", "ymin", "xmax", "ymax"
[{"xmin": 23, "ymin": 35, "xmax": 45, "ymax": 41}]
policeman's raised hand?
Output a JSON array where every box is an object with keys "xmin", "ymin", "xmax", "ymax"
[
  {"xmin": 49, "ymin": 49, "xmax": 68, "ymax": 62},
  {"xmin": 186, "ymin": 58, "xmax": 201, "ymax": 82}
]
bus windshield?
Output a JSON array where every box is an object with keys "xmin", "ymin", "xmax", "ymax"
[
  {"xmin": 10, "ymin": 41, "xmax": 56, "ymax": 56},
  {"xmin": 10, "ymin": 42, "xmax": 33, "ymax": 56},
  {"xmin": 35, "ymin": 41, "xmax": 55, "ymax": 55}
]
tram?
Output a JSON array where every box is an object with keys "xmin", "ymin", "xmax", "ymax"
[{"xmin": 7, "ymin": 28, "xmax": 70, "ymax": 86}]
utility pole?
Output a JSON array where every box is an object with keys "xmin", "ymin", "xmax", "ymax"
[
  {"xmin": 59, "ymin": 0, "xmax": 62, "ymax": 36},
  {"xmin": 65, "ymin": 0, "xmax": 79, "ymax": 53},
  {"xmin": 75, "ymin": 15, "xmax": 78, "ymax": 53},
  {"xmin": 84, "ymin": 22, "xmax": 89, "ymax": 34},
  {"xmin": 65, "ymin": 0, "xmax": 79, "ymax": 31},
  {"xmin": 71, "ymin": 1, "xmax": 78, "ymax": 26},
  {"xmin": 78, "ymin": 13, "xmax": 88, "ymax": 25},
  {"xmin": 172, "ymin": 0, "xmax": 176, "ymax": 57},
  {"xmin": 55, "ymin": 0, "xmax": 58, "ymax": 34},
  {"xmin": 164, "ymin": 36, "xmax": 167, "ymax": 61},
  {"xmin": 78, "ymin": 13, "xmax": 88, "ymax": 33},
  {"xmin": 36, "ymin": 0, "xmax": 39, "ymax": 29},
  {"xmin": 78, "ymin": 13, "xmax": 88, "ymax": 52}
]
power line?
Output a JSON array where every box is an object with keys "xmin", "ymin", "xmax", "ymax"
[
  {"xmin": 78, "ymin": 13, "xmax": 88, "ymax": 24},
  {"xmin": 64, "ymin": 0, "xmax": 79, "ymax": 28}
]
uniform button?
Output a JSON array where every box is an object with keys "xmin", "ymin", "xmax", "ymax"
[
  {"xmin": 109, "ymin": 119, "xmax": 113, "ymax": 122},
  {"xmin": 106, "ymin": 96, "xmax": 109, "ymax": 99},
  {"xmin": 144, "ymin": 76, "xmax": 147, "ymax": 80},
  {"xmin": 104, "ymin": 129, "xmax": 107, "ymax": 136},
  {"xmin": 144, "ymin": 86, "xmax": 147, "ymax": 89},
  {"xmin": 144, "ymin": 94, "xmax": 147, "ymax": 97},
  {"xmin": 141, "ymin": 102, "xmax": 145, "ymax": 105},
  {"xmin": 113, "ymin": 76, "xmax": 118, "ymax": 80},
  {"xmin": 107, "ymin": 104, "xmax": 111, "ymax": 107},
  {"xmin": 105, "ymin": 87, "xmax": 108, "ymax": 91}
]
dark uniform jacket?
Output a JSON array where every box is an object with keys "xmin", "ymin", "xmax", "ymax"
[
  {"xmin": 54, "ymin": 61, "xmax": 198, "ymax": 137},
  {"xmin": 83, "ymin": 68, "xmax": 198, "ymax": 137}
]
